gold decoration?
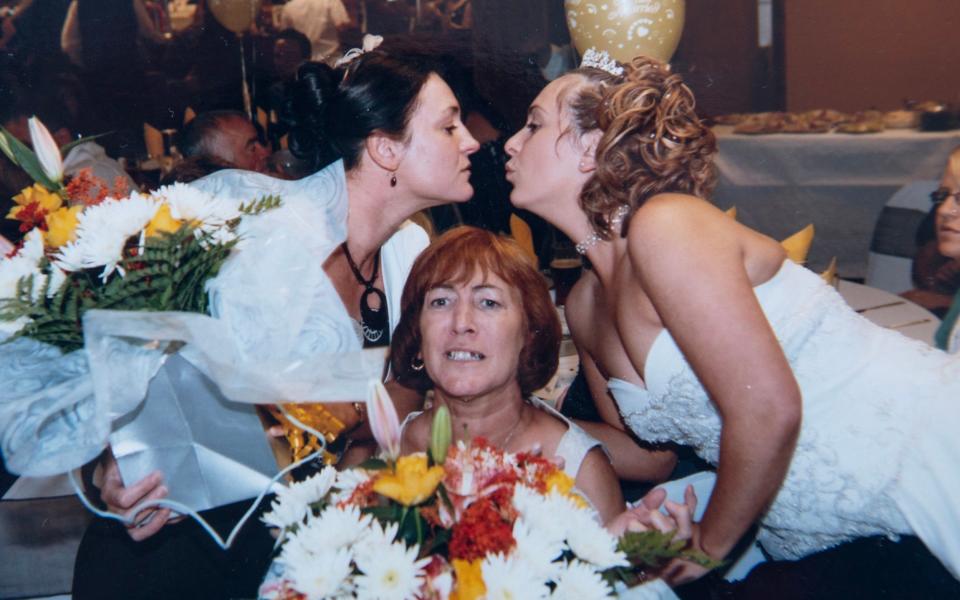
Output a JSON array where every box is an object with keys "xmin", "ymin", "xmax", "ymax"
[
  {"xmin": 564, "ymin": 0, "xmax": 685, "ymax": 64},
  {"xmin": 268, "ymin": 403, "xmax": 347, "ymax": 464}
]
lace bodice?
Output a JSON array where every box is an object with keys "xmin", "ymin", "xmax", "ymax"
[{"xmin": 610, "ymin": 261, "xmax": 960, "ymax": 561}]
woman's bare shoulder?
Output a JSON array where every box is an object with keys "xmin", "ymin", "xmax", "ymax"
[{"xmin": 400, "ymin": 409, "xmax": 432, "ymax": 453}]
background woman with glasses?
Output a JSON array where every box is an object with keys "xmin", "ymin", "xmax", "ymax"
[{"xmin": 929, "ymin": 148, "xmax": 960, "ymax": 352}]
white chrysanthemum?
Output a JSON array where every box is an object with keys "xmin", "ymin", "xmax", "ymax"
[
  {"xmin": 512, "ymin": 518, "xmax": 564, "ymax": 581},
  {"xmin": 278, "ymin": 467, "xmax": 337, "ymax": 507},
  {"xmin": 152, "ymin": 182, "xmax": 241, "ymax": 245},
  {"xmin": 0, "ymin": 229, "xmax": 46, "ymax": 335},
  {"xmin": 54, "ymin": 194, "xmax": 159, "ymax": 281},
  {"xmin": 550, "ymin": 560, "xmax": 614, "ymax": 600},
  {"xmin": 354, "ymin": 519, "xmax": 399, "ymax": 560},
  {"xmin": 261, "ymin": 493, "xmax": 310, "ymax": 531},
  {"xmin": 481, "ymin": 553, "xmax": 550, "ymax": 600},
  {"xmin": 153, "ymin": 182, "xmax": 240, "ymax": 223},
  {"xmin": 283, "ymin": 505, "xmax": 371, "ymax": 558},
  {"xmin": 353, "ymin": 540, "xmax": 429, "ymax": 600},
  {"xmin": 0, "ymin": 229, "xmax": 45, "ymax": 298},
  {"xmin": 512, "ymin": 486, "xmax": 567, "ymax": 545},
  {"xmin": 285, "ymin": 546, "xmax": 353, "ymax": 600},
  {"xmin": 330, "ymin": 468, "xmax": 373, "ymax": 505},
  {"xmin": 45, "ymin": 265, "xmax": 67, "ymax": 298},
  {"xmin": 564, "ymin": 510, "xmax": 628, "ymax": 569}
]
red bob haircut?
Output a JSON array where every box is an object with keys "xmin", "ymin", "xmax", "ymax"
[{"xmin": 390, "ymin": 226, "xmax": 561, "ymax": 396}]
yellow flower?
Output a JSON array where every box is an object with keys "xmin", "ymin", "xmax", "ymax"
[
  {"xmin": 372, "ymin": 453, "xmax": 445, "ymax": 506},
  {"xmin": 545, "ymin": 470, "xmax": 589, "ymax": 509},
  {"xmin": 43, "ymin": 205, "xmax": 82, "ymax": 248},
  {"xmin": 145, "ymin": 204, "xmax": 183, "ymax": 237},
  {"xmin": 8, "ymin": 184, "xmax": 62, "ymax": 219},
  {"xmin": 450, "ymin": 559, "xmax": 485, "ymax": 600}
]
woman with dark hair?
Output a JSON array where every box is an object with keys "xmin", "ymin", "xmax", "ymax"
[
  {"xmin": 391, "ymin": 226, "xmax": 694, "ymax": 528},
  {"xmin": 504, "ymin": 55, "xmax": 960, "ymax": 592},
  {"xmin": 73, "ymin": 46, "xmax": 479, "ymax": 600}
]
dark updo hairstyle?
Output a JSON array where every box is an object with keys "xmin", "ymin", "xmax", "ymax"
[
  {"xmin": 391, "ymin": 227, "xmax": 561, "ymax": 397},
  {"xmin": 282, "ymin": 51, "xmax": 443, "ymax": 172},
  {"xmin": 564, "ymin": 56, "xmax": 718, "ymax": 239}
]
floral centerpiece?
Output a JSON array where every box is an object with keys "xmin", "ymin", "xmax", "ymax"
[
  {"xmin": 0, "ymin": 117, "xmax": 278, "ymax": 349},
  {"xmin": 258, "ymin": 403, "xmax": 716, "ymax": 600}
]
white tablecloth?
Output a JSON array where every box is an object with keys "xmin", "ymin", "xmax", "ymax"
[
  {"xmin": 837, "ymin": 279, "xmax": 940, "ymax": 345},
  {"xmin": 712, "ymin": 126, "xmax": 960, "ymax": 279}
]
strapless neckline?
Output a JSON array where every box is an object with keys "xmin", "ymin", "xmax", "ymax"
[{"xmin": 614, "ymin": 259, "xmax": 794, "ymax": 390}]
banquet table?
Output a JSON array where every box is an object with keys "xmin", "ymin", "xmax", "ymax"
[
  {"xmin": 837, "ymin": 279, "xmax": 940, "ymax": 345},
  {"xmin": 712, "ymin": 126, "xmax": 960, "ymax": 279}
]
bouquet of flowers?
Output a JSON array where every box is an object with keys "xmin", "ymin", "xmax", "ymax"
[
  {"xmin": 0, "ymin": 117, "xmax": 279, "ymax": 349},
  {"xmin": 259, "ymin": 406, "xmax": 715, "ymax": 600}
]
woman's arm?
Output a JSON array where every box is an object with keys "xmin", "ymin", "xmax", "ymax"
[
  {"xmin": 576, "ymin": 352, "xmax": 676, "ymax": 481},
  {"xmin": 574, "ymin": 446, "xmax": 625, "ymax": 525},
  {"xmin": 627, "ymin": 195, "xmax": 801, "ymax": 564}
]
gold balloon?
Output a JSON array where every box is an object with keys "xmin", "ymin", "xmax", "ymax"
[
  {"xmin": 208, "ymin": 0, "xmax": 261, "ymax": 34},
  {"xmin": 564, "ymin": 0, "xmax": 685, "ymax": 64}
]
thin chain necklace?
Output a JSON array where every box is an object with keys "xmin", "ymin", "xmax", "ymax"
[
  {"xmin": 341, "ymin": 242, "xmax": 389, "ymax": 347},
  {"xmin": 499, "ymin": 409, "xmax": 527, "ymax": 450},
  {"xmin": 454, "ymin": 401, "xmax": 528, "ymax": 449}
]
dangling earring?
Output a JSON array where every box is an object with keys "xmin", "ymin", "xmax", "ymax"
[
  {"xmin": 390, "ymin": 172, "xmax": 398, "ymax": 187},
  {"xmin": 411, "ymin": 354, "xmax": 424, "ymax": 371}
]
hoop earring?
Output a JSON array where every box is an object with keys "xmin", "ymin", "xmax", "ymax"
[
  {"xmin": 390, "ymin": 173, "xmax": 398, "ymax": 187},
  {"xmin": 411, "ymin": 355, "xmax": 424, "ymax": 371}
]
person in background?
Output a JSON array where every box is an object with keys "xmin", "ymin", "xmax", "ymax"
[
  {"xmin": 178, "ymin": 110, "xmax": 271, "ymax": 174},
  {"xmin": 902, "ymin": 146, "xmax": 960, "ymax": 318},
  {"xmin": 1, "ymin": 94, "xmax": 137, "ymax": 196},
  {"xmin": 928, "ymin": 149, "xmax": 960, "ymax": 353},
  {"xmin": 278, "ymin": 0, "xmax": 351, "ymax": 63}
]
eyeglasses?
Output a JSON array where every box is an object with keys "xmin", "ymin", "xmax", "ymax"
[{"xmin": 930, "ymin": 187, "xmax": 960, "ymax": 207}]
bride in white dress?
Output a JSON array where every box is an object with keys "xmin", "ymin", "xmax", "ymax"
[{"xmin": 502, "ymin": 54, "xmax": 960, "ymax": 589}]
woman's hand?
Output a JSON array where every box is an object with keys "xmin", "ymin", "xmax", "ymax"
[
  {"xmin": 606, "ymin": 484, "xmax": 698, "ymax": 540},
  {"xmin": 99, "ymin": 449, "xmax": 173, "ymax": 541}
]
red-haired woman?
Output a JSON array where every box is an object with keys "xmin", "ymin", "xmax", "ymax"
[{"xmin": 391, "ymin": 226, "xmax": 691, "ymax": 530}]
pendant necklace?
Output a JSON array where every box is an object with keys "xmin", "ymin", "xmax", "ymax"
[{"xmin": 341, "ymin": 242, "xmax": 389, "ymax": 347}]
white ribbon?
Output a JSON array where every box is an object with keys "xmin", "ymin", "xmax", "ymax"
[{"xmin": 334, "ymin": 33, "xmax": 384, "ymax": 68}]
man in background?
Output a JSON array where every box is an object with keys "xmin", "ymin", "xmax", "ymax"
[
  {"xmin": 279, "ymin": 0, "xmax": 351, "ymax": 63},
  {"xmin": 178, "ymin": 110, "xmax": 270, "ymax": 174}
]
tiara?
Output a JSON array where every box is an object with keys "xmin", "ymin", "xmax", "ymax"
[{"xmin": 580, "ymin": 48, "xmax": 624, "ymax": 77}]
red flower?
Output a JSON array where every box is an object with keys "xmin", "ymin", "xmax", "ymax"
[
  {"xmin": 448, "ymin": 490, "xmax": 516, "ymax": 561},
  {"xmin": 14, "ymin": 201, "xmax": 50, "ymax": 233},
  {"xmin": 64, "ymin": 168, "xmax": 112, "ymax": 206}
]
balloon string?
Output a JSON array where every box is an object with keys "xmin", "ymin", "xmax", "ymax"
[{"xmin": 240, "ymin": 34, "xmax": 253, "ymax": 121}]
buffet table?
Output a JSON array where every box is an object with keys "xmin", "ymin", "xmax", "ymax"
[{"xmin": 712, "ymin": 126, "xmax": 960, "ymax": 279}]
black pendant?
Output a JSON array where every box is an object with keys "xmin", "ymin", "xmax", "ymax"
[{"xmin": 359, "ymin": 286, "xmax": 389, "ymax": 347}]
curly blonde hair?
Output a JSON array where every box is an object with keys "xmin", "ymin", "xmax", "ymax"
[{"xmin": 564, "ymin": 56, "xmax": 717, "ymax": 238}]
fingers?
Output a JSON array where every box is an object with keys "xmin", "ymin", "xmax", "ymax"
[
  {"xmin": 646, "ymin": 507, "xmax": 675, "ymax": 533},
  {"xmin": 664, "ymin": 499, "xmax": 692, "ymax": 541},
  {"xmin": 123, "ymin": 478, "xmax": 172, "ymax": 541},
  {"xmin": 684, "ymin": 484, "xmax": 698, "ymax": 515},
  {"xmin": 641, "ymin": 487, "xmax": 667, "ymax": 510},
  {"xmin": 267, "ymin": 425, "xmax": 286, "ymax": 438},
  {"xmin": 103, "ymin": 470, "xmax": 165, "ymax": 512},
  {"xmin": 127, "ymin": 507, "xmax": 172, "ymax": 542}
]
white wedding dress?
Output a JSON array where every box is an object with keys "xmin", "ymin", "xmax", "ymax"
[{"xmin": 608, "ymin": 260, "xmax": 960, "ymax": 578}]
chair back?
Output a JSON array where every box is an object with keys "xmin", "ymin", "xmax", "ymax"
[{"xmin": 865, "ymin": 180, "xmax": 939, "ymax": 293}]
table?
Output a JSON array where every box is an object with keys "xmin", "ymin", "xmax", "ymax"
[
  {"xmin": 837, "ymin": 279, "xmax": 940, "ymax": 345},
  {"xmin": 712, "ymin": 126, "xmax": 960, "ymax": 279}
]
